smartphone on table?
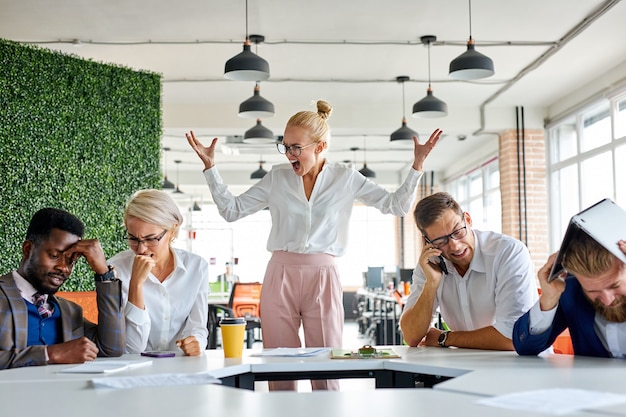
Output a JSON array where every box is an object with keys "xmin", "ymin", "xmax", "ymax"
[{"xmin": 141, "ymin": 351, "xmax": 176, "ymax": 358}]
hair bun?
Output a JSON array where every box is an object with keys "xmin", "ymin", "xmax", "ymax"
[{"xmin": 316, "ymin": 100, "xmax": 332, "ymax": 120}]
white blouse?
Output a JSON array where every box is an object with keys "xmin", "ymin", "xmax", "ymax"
[
  {"xmin": 109, "ymin": 248, "xmax": 209, "ymax": 353},
  {"xmin": 203, "ymin": 161, "xmax": 423, "ymax": 256}
]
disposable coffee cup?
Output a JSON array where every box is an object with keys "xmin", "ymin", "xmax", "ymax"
[{"xmin": 220, "ymin": 317, "xmax": 246, "ymax": 358}]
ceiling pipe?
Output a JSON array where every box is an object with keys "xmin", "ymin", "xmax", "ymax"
[{"xmin": 473, "ymin": 0, "xmax": 620, "ymax": 137}]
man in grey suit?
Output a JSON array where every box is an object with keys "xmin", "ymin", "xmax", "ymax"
[{"xmin": 0, "ymin": 207, "xmax": 125, "ymax": 369}]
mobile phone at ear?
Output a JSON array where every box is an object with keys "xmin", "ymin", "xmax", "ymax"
[
  {"xmin": 141, "ymin": 351, "xmax": 176, "ymax": 358},
  {"xmin": 429, "ymin": 255, "xmax": 448, "ymax": 275}
]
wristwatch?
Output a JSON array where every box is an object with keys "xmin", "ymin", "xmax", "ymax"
[
  {"xmin": 437, "ymin": 330, "xmax": 450, "ymax": 347},
  {"xmin": 94, "ymin": 265, "xmax": 117, "ymax": 282}
]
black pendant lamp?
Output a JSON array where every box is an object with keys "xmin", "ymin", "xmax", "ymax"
[
  {"xmin": 224, "ymin": 0, "xmax": 270, "ymax": 82},
  {"xmin": 192, "ymin": 201, "xmax": 202, "ymax": 211},
  {"xmin": 161, "ymin": 147, "xmax": 175, "ymax": 189},
  {"xmin": 359, "ymin": 163, "xmax": 376, "ymax": 178},
  {"xmin": 357, "ymin": 137, "xmax": 375, "ymax": 178},
  {"xmin": 239, "ymin": 82, "xmax": 275, "ymax": 118},
  {"xmin": 449, "ymin": 0, "xmax": 494, "ymax": 80},
  {"xmin": 390, "ymin": 76, "xmax": 419, "ymax": 141},
  {"xmin": 413, "ymin": 36, "xmax": 448, "ymax": 118},
  {"xmin": 250, "ymin": 159, "xmax": 268, "ymax": 179},
  {"xmin": 243, "ymin": 119, "xmax": 275, "ymax": 144},
  {"xmin": 173, "ymin": 160, "xmax": 184, "ymax": 194}
]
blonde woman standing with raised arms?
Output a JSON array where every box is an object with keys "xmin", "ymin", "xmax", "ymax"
[{"xmin": 186, "ymin": 100, "xmax": 442, "ymax": 390}]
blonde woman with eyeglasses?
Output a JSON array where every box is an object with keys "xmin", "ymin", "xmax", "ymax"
[
  {"xmin": 186, "ymin": 100, "xmax": 442, "ymax": 390},
  {"xmin": 108, "ymin": 189, "xmax": 209, "ymax": 356}
]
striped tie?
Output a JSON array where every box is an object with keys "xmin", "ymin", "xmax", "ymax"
[{"xmin": 33, "ymin": 292, "xmax": 54, "ymax": 318}]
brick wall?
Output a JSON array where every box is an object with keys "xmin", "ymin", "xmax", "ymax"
[{"xmin": 499, "ymin": 129, "xmax": 549, "ymax": 275}]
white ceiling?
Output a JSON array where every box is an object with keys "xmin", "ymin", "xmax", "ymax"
[{"xmin": 2, "ymin": 0, "xmax": 626, "ymax": 202}]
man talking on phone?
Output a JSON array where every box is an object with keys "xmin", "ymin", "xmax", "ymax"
[
  {"xmin": 400, "ymin": 192, "xmax": 538, "ymax": 350},
  {"xmin": 514, "ymin": 232, "xmax": 626, "ymax": 357}
]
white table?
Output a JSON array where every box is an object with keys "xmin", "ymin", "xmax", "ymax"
[
  {"xmin": 0, "ymin": 378, "xmax": 607, "ymax": 417},
  {"xmin": 2, "ymin": 347, "xmax": 626, "ymax": 416},
  {"xmin": 432, "ymin": 351, "xmax": 626, "ymax": 395}
]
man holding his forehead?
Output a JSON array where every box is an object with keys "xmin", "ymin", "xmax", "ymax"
[
  {"xmin": 0, "ymin": 208, "xmax": 125, "ymax": 369},
  {"xmin": 400, "ymin": 192, "xmax": 538, "ymax": 350},
  {"xmin": 514, "ymin": 232, "xmax": 626, "ymax": 357}
]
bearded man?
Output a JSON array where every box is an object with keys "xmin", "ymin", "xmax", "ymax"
[{"xmin": 514, "ymin": 230, "xmax": 626, "ymax": 358}]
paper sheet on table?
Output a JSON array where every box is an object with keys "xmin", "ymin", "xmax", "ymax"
[
  {"xmin": 91, "ymin": 372, "xmax": 222, "ymax": 389},
  {"xmin": 476, "ymin": 388, "xmax": 626, "ymax": 415},
  {"xmin": 250, "ymin": 347, "xmax": 331, "ymax": 357},
  {"xmin": 59, "ymin": 359, "xmax": 153, "ymax": 374}
]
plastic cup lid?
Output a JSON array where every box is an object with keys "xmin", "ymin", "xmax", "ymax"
[{"xmin": 220, "ymin": 317, "xmax": 246, "ymax": 325}]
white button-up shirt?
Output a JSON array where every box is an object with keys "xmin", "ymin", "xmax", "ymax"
[
  {"xmin": 109, "ymin": 248, "xmax": 209, "ymax": 353},
  {"xmin": 203, "ymin": 161, "xmax": 422, "ymax": 256},
  {"xmin": 403, "ymin": 229, "xmax": 538, "ymax": 338}
]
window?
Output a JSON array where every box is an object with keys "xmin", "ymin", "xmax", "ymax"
[
  {"xmin": 581, "ymin": 103, "xmax": 611, "ymax": 153},
  {"xmin": 177, "ymin": 205, "xmax": 272, "ymax": 284},
  {"xmin": 580, "ymin": 151, "xmax": 613, "ymax": 209},
  {"xmin": 176, "ymin": 202, "xmax": 396, "ymax": 289},
  {"xmin": 445, "ymin": 157, "xmax": 500, "ymax": 232},
  {"xmin": 550, "ymin": 164, "xmax": 579, "ymax": 246},
  {"xmin": 340, "ymin": 205, "xmax": 396, "ymax": 288},
  {"xmin": 550, "ymin": 118, "xmax": 577, "ymax": 163},
  {"xmin": 616, "ymin": 98, "xmax": 626, "ymax": 139},
  {"xmin": 617, "ymin": 144, "xmax": 626, "ymax": 207},
  {"xmin": 547, "ymin": 91, "xmax": 626, "ymax": 251}
]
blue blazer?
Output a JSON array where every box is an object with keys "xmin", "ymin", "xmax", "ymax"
[
  {"xmin": 0, "ymin": 272, "xmax": 126, "ymax": 369},
  {"xmin": 513, "ymin": 276, "xmax": 610, "ymax": 357}
]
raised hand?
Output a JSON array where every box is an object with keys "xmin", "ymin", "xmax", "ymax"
[
  {"xmin": 186, "ymin": 131, "xmax": 218, "ymax": 170},
  {"xmin": 412, "ymin": 128, "xmax": 443, "ymax": 172}
]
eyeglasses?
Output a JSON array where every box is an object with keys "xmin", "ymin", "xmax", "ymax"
[
  {"xmin": 424, "ymin": 223, "xmax": 468, "ymax": 248},
  {"xmin": 276, "ymin": 142, "xmax": 317, "ymax": 157},
  {"xmin": 124, "ymin": 229, "xmax": 168, "ymax": 248}
]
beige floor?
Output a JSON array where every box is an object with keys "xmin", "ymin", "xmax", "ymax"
[{"xmin": 254, "ymin": 320, "xmax": 376, "ymax": 392}]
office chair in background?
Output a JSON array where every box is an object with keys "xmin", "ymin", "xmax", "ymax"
[{"xmin": 207, "ymin": 282, "xmax": 262, "ymax": 349}]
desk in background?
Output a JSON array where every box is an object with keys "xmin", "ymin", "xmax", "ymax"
[
  {"xmin": 208, "ymin": 293, "xmax": 230, "ymax": 305},
  {"xmin": 355, "ymin": 288, "xmax": 404, "ymax": 345}
]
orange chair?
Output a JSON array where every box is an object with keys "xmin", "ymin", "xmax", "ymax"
[
  {"xmin": 553, "ymin": 329, "xmax": 574, "ymax": 355},
  {"xmin": 229, "ymin": 282, "xmax": 262, "ymax": 319},
  {"xmin": 56, "ymin": 291, "xmax": 98, "ymax": 323}
]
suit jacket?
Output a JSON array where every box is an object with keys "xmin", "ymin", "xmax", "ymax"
[
  {"xmin": 0, "ymin": 272, "xmax": 126, "ymax": 369},
  {"xmin": 513, "ymin": 276, "xmax": 610, "ymax": 357}
]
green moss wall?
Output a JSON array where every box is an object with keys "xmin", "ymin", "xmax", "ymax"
[{"xmin": 0, "ymin": 39, "xmax": 162, "ymax": 290}]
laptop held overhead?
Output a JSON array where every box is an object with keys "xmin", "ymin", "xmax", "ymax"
[{"xmin": 548, "ymin": 198, "xmax": 626, "ymax": 282}]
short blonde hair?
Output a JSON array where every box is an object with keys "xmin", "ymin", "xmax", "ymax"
[
  {"xmin": 286, "ymin": 100, "xmax": 332, "ymax": 145},
  {"xmin": 124, "ymin": 189, "xmax": 183, "ymax": 239}
]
